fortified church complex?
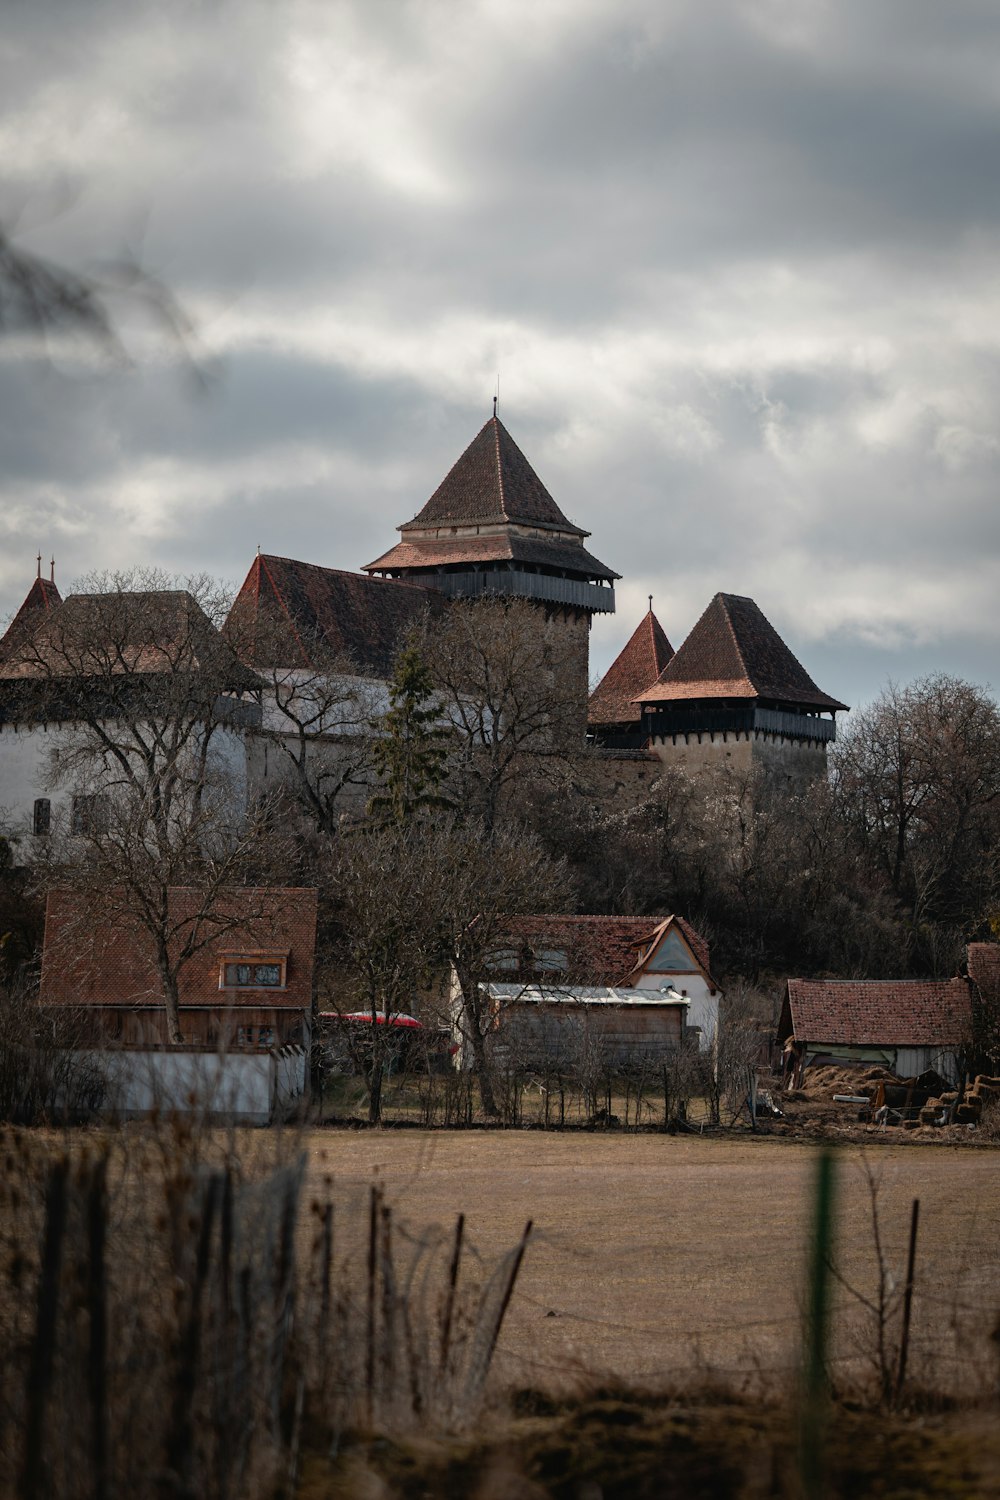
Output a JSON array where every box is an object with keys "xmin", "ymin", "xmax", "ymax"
[{"xmin": 0, "ymin": 410, "xmax": 847, "ymax": 832}]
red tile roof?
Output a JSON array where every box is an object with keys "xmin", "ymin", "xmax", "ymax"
[
  {"xmin": 589, "ymin": 607, "xmax": 674, "ymax": 726},
  {"xmin": 39, "ymin": 887, "xmax": 318, "ymax": 1011},
  {"xmin": 365, "ymin": 531, "xmax": 619, "ymax": 582},
  {"xmin": 400, "ymin": 416, "xmax": 587, "ymax": 535},
  {"xmin": 786, "ymin": 978, "xmax": 973, "ymax": 1048},
  {"xmin": 496, "ymin": 914, "xmax": 713, "ymax": 988},
  {"xmin": 0, "ymin": 574, "xmax": 62, "ymax": 662},
  {"xmin": 637, "ymin": 593, "xmax": 848, "ymax": 711},
  {"xmin": 224, "ymin": 554, "xmax": 443, "ymax": 672},
  {"xmin": 0, "ymin": 589, "xmax": 250, "ymax": 684}
]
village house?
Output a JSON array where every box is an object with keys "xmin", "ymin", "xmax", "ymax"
[
  {"xmin": 38, "ymin": 886, "xmax": 318, "ymax": 1120},
  {"xmin": 469, "ymin": 912, "xmax": 721, "ymax": 1069},
  {"xmin": 777, "ymin": 976, "xmax": 975, "ymax": 1086}
]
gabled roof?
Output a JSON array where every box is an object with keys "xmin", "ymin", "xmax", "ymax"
[
  {"xmin": 400, "ymin": 415, "xmax": 586, "ymax": 535},
  {"xmin": 589, "ymin": 606, "xmax": 674, "ymax": 725},
  {"xmin": 493, "ymin": 914, "xmax": 713, "ymax": 990},
  {"xmin": 0, "ymin": 589, "xmax": 251, "ymax": 685},
  {"xmin": 637, "ymin": 593, "xmax": 848, "ymax": 712},
  {"xmin": 0, "ymin": 574, "xmax": 62, "ymax": 662},
  {"xmin": 224, "ymin": 554, "xmax": 443, "ymax": 673},
  {"xmin": 40, "ymin": 887, "xmax": 318, "ymax": 1011},
  {"xmin": 785, "ymin": 978, "xmax": 973, "ymax": 1049}
]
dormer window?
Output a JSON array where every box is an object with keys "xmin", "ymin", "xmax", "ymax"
[{"xmin": 219, "ymin": 952, "xmax": 288, "ymax": 990}]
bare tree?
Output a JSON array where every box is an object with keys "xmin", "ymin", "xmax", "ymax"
[
  {"xmin": 834, "ymin": 675, "xmax": 1000, "ymax": 958},
  {"xmin": 4, "ymin": 570, "xmax": 282, "ymax": 1043},
  {"xmin": 418, "ymin": 599, "xmax": 585, "ymax": 831},
  {"xmin": 426, "ymin": 821, "xmax": 571, "ymax": 1119},
  {"xmin": 324, "ymin": 825, "xmax": 447, "ymax": 1124}
]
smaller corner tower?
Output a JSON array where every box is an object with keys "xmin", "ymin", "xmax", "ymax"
[{"xmin": 630, "ymin": 593, "xmax": 847, "ymax": 777}]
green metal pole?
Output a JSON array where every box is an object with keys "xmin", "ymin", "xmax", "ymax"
[{"xmin": 800, "ymin": 1148, "xmax": 837, "ymax": 1499}]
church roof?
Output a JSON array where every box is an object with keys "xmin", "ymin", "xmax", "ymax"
[
  {"xmin": 0, "ymin": 574, "xmax": 62, "ymax": 662},
  {"xmin": 224, "ymin": 554, "xmax": 442, "ymax": 674},
  {"xmin": 0, "ymin": 589, "xmax": 248, "ymax": 683},
  {"xmin": 399, "ymin": 414, "xmax": 587, "ymax": 535},
  {"xmin": 365, "ymin": 530, "xmax": 618, "ymax": 582},
  {"xmin": 637, "ymin": 593, "xmax": 848, "ymax": 712},
  {"xmin": 588, "ymin": 606, "xmax": 674, "ymax": 726}
]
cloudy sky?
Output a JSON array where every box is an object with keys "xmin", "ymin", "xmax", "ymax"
[{"xmin": 3, "ymin": 0, "xmax": 1000, "ymax": 709}]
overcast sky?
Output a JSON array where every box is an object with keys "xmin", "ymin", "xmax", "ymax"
[{"xmin": 3, "ymin": 0, "xmax": 1000, "ymax": 709}]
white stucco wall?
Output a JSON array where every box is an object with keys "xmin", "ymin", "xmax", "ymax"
[
  {"xmin": 72, "ymin": 1045, "xmax": 308, "ymax": 1124},
  {"xmin": 0, "ymin": 717, "xmax": 253, "ymax": 851}
]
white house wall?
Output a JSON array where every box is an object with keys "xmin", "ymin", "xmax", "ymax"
[{"xmin": 632, "ymin": 971, "xmax": 718, "ymax": 1052}]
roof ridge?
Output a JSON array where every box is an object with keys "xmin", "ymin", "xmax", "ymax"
[
  {"xmin": 493, "ymin": 417, "xmax": 507, "ymax": 519},
  {"xmin": 719, "ymin": 593, "xmax": 751, "ymax": 683}
]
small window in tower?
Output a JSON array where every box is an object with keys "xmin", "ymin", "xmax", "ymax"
[{"xmin": 33, "ymin": 798, "xmax": 51, "ymax": 837}]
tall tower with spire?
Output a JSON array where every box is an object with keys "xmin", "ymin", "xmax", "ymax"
[{"xmin": 364, "ymin": 412, "xmax": 619, "ymax": 724}]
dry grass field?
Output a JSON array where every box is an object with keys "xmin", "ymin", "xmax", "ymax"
[{"xmin": 302, "ymin": 1130, "xmax": 1000, "ymax": 1394}]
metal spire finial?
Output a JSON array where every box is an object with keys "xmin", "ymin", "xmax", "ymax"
[
  {"xmin": 648, "ymin": 594, "xmax": 653, "ymax": 612},
  {"xmin": 36, "ymin": 551, "xmax": 42, "ymax": 579},
  {"xmin": 50, "ymin": 557, "xmax": 55, "ymax": 584}
]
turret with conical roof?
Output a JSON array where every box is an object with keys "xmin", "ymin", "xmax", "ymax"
[
  {"xmin": 364, "ymin": 413, "xmax": 618, "ymax": 617},
  {"xmin": 0, "ymin": 559, "xmax": 62, "ymax": 664},
  {"xmin": 588, "ymin": 602, "xmax": 673, "ymax": 735}
]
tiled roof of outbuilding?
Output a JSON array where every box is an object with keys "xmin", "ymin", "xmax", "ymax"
[
  {"xmin": 365, "ymin": 531, "xmax": 619, "ymax": 581},
  {"xmin": 224, "ymin": 554, "xmax": 443, "ymax": 672},
  {"xmin": 786, "ymin": 978, "xmax": 973, "ymax": 1049},
  {"xmin": 401, "ymin": 416, "xmax": 586, "ymax": 535},
  {"xmin": 589, "ymin": 607, "xmax": 673, "ymax": 725},
  {"xmin": 637, "ymin": 593, "xmax": 847, "ymax": 711}
]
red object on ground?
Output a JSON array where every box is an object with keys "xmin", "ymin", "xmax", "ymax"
[{"xmin": 322, "ymin": 1011, "xmax": 423, "ymax": 1029}]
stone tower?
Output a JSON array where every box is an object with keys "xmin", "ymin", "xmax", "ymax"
[{"xmin": 364, "ymin": 413, "xmax": 618, "ymax": 727}]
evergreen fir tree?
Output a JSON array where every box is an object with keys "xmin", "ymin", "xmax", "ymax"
[{"xmin": 367, "ymin": 644, "xmax": 451, "ymax": 825}]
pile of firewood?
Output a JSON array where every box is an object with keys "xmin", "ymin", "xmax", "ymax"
[{"xmin": 918, "ymin": 1075, "xmax": 1000, "ymax": 1125}]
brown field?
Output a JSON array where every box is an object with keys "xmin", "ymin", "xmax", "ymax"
[{"xmin": 303, "ymin": 1129, "xmax": 1000, "ymax": 1393}]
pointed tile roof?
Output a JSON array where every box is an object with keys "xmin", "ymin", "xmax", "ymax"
[
  {"xmin": 589, "ymin": 606, "xmax": 674, "ymax": 726},
  {"xmin": 0, "ymin": 574, "xmax": 62, "ymax": 662},
  {"xmin": 637, "ymin": 593, "xmax": 847, "ymax": 712},
  {"xmin": 224, "ymin": 554, "xmax": 443, "ymax": 673},
  {"xmin": 399, "ymin": 415, "xmax": 586, "ymax": 535}
]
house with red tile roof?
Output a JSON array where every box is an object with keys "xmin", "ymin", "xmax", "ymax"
[
  {"xmin": 778, "ymin": 976, "xmax": 973, "ymax": 1084},
  {"xmin": 39, "ymin": 885, "xmax": 318, "ymax": 1052},
  {"xmin": 598, "ymin": 592, "xmax": 847, "ymax": 775},
  {"xmin": 479, "ymin": 912, "xmax": 721, "ymax": 1064}
]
